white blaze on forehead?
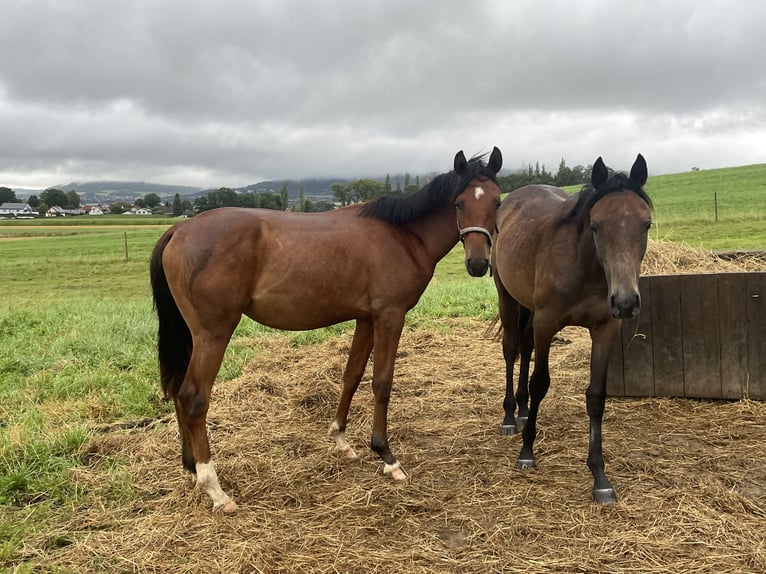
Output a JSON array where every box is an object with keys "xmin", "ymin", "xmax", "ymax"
[{"xmin": 474, "ymin": 186, "xmax": 485, "ymax": 200}]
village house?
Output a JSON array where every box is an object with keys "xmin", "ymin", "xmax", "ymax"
[
  {"xmin": 0, "ymin": 202, "xmax": 36, "ymax": 217},
  {"xmin": 45, "ymin": 206, "xmax": 85, "ymax": 217}
]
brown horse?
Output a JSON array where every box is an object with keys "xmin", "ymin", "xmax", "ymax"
[
  {"xmin": 491, "ymin": 154, "xmax": 651, "ymax": 504},
  {"xmin": 150, "ymin": 147, "xmax": 503, "ymax": 511}
]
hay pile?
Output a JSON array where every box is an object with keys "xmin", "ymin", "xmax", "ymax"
[
  {"xmin": 22, "ymin": 241, "xmax": 766, "ymax": 573},
  {"xmin": 643, "ymin": 238, "xmax": 766, "ymax": 274}
]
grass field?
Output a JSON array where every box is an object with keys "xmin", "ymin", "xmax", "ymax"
[{"xmin": 1, "ymin": 163, "xmax": 765, "ymax": 570}]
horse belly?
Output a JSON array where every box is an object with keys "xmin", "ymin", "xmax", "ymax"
[{"xmin": 244, "ymin": 285, "xmax": 364, "ymax": 331}]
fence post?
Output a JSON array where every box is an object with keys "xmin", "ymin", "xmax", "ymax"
[{"xmin": 714, "ymin": 191, "xmax": 718, "ymax": 223}]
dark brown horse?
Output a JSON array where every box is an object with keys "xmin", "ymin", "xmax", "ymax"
[
  {"xmin": 491, "ymin": 154, "xmax": 651, "ymax": 504},
  {"xmin": 150, "ymin": 147, "xmax": 503, "ymax": 511}
]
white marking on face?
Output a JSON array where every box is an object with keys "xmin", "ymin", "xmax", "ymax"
[{"xmin": 474, "ymin": 186, "xmax": 485, "ymax": 200}]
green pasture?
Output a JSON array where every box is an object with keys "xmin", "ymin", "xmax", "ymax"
[
  {"xmin": 561, "ymin": 162, "xmax": 766, "ymax": 250},
  {"xmin": 1, "ymin": 163, "xmax": 766, "ymax": 569}
]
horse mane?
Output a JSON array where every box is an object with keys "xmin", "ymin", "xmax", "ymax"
[
  {"xmin": 557, "ymin": 172, "xmax": 652, "ymax": 231},
  {"xmin": 358, "ymin": 154, "xmax": 497, "ymax": 224}
]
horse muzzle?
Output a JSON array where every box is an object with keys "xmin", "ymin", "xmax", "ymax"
[
  {"xmin": 460, "ymin": 226, "xmax": 493, "ymax": 278},
  {"xmin": 465, "ymin": 257, "xmax": 490, "ymax": 277},
  {"xmin": 609, "ymin": 291, "xmax": 641, "ymax": 318}
]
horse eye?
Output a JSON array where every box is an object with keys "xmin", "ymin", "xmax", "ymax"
[
  {"xmin": 590, "ymin": 223, "xmax": 601, "ymax": 234},
  {"xmin": 644, "ymin": 221, "xmax": 653, "ymax": 231},
  {"xmin": 495, "ymin": 199, "xmax": 502, "ymax": 209},
  {"xmin": 455, "ymin": 200, "xmax": 464, "ymax": 210}
]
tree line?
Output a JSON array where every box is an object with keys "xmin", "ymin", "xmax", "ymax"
[{"xmin": 2, "ymin": 158, "xmax": 593, "ymax": 216}]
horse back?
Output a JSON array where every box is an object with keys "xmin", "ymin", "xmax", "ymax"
[{"xmin": 493, "ymin": 185, "xmax": 582, "ymax": 311}]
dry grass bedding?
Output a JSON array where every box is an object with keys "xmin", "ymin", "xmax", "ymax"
[{"xmin": 25, "ymin": 241, "xmax": 766, "ymax": 573}]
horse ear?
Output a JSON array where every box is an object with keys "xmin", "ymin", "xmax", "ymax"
[
  {"xmin": 591, "ymin": 157, "xmax": 608, "ymax": 188},
  {"xmin": 488, "ymin": 146, "xmax": 503, "ymax": 174},
  {"xmin": 454, "ymin": 151, "xmax": 467, "ymax": 174},
  {"xmin": 630, "ymin": 153, "xmax": 648, "ymax": 187}
]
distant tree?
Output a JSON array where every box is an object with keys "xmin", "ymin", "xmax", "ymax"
[
  {"xmin": 134, "ymin": 197, "xmax": 146, "ymax": 208},
  {"xmin": 40, "ymin": 188, "xmax": 68, "ymax": 208},
  {"xmin": 383, "ymin": 174, "xmax": 392, "ymax": 195},
  {"xmin": 554, "ymin": 158, "xmax": 572, "ymax": 187},
  {"xmin": 206, "ymin": 187, "xmax": 240, "ymax": 209},
  {"xmin": 347, "ymin": 178, "xmax": 384, "ymax": 203},
  {"xmin": 37, "ymin": 202, "xmax": 48, "ymax": 215},
  {"xmin": 65, "ymin": 190, "xmax": 80, "ymax": 209},
  {"xmin": 143, "ymin": 192, "xmax": 162, "ymax": 208},
  {"xmin": 304, "ymin": 200, "xmax": 334, "ymax": 212},
  {"xmin": 0, "ymin": 187, "xmax": 17, "ymax": 203},
  {"xmin": 193, "ymin": 196, "xmax": 208, "ymax": 212},
  {"xmin": 172, "ymin": 193, "xmax": 183, "ymax": 216},
  {"xmin": 257, "ymin": 192, "xmax": 282, "ymax": 210},
  {"xmin": 298, "ymin": 184, "xmax": 306, "ymax": 212},
  {"xmin": 110, "ymin": 201, "xmax": 132, "ymax": 214},
  {"xmin": 240, "ymin": 192, "xmax": 257, "ymax": 208},
  {"xmin": 27, "ymin": 194, "xmax": 39, "ymax": 208},
  {"xmin": 331, "ymin": 182, "xmax": 349, "ymax": 206},
  {"xmin": 395, "ymin": 177, "xmax": 402, "ymax": 192},
  {"xmin": 280, "ymin": 182, "xmax": 289, "ymax": 210}
]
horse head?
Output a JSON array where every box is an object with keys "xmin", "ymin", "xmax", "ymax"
[
  {"xmin": 588, "ymin": 154, "xmax": 652, "ymax": 318},
  {"xmin": 453, "ymin": 146, "xmax": 503, "ymax": 277}
]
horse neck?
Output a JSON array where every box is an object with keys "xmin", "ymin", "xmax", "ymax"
[
  {"xmin": 405, "ymin": 205, "xmax": 460, "ymax": 264},
  {"xmin": 575, "ymin": 222, "xmax": 604, "ymax": 279}
]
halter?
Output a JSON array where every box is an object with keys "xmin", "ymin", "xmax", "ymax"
[{"xmin": 457, "ymin": 212, "xmax": 494, "ymax": 247}]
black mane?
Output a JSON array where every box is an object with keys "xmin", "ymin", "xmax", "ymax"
[
  {"xmin": 558, "ymin": 172, "xmax": 652, "ymax": 231},
  {"xmin": 358, "ymin": 154, "xmax": 497, "ymax": 224}
]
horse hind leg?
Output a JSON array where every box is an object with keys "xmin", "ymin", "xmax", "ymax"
[
  {"xmin": 176, "ymin": 331, "xmax": 238, "ymax": 513},
  {"xmin": 514, "ymin": 306, "xmax": 534, "ymax": 432},
  {"xmin": 329, "ymin": 319, "xmax": 373, "ymax": 460},
  {"xmin": 496, "ymin": 284, "xmax": 522, "ymax": 435}
]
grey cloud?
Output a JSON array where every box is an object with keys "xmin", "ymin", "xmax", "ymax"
[{"xmin": 0, "ymin": 0, "xmax": 764, "ymax": 188}]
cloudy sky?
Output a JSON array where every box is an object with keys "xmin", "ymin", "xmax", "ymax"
[{"xmin": 1, "ymin": 0, "xmax": 764, "ymax": 190}]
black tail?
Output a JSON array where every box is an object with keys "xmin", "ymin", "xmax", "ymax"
[{"xmin": 150, "ymin": 229, "xmax": 191, "ymax": 400}]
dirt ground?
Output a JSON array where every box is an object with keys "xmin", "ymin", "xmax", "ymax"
[{"xmin": 20, "ymin": 241, "xmax": 766, "ymax": 573}]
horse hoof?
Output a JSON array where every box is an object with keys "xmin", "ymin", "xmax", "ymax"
[
  {"xmin": 214, "ymin": 499, "xmax": 239, "ymax": 514},
  {"xmin": 516, "ymin": 458, "xmax": 536, "ymax": 471},
  {"xmin": 334, "ymin": 446, "xmax": 359, "ymax": 460},
  {"xmin": 516, "ymin": 416, "xmax": 528, "ymax": 432},
  {"xmin": 383, "ymin": 461, "xmax": 408, "ymax": 481},
  {"xmin": 500, "ymin": 424, "xmax": 518, "ymax": 436},
  {"xmin": 592, "ymin": 488, "xmax": 617, "ymax": 505}
]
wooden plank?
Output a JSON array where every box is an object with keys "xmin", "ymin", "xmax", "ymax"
[
  {"xmin": 649, "ymin": 275, "xmax": 684, "ymax": 397},
  {"xmin": 717, "ymin": 273, "xmax": 748, "ymax": 399},
  {"xmin": 681, "ymin": 274, "xmax": 721, "ymax": 399},
  {"xmin": 746, "ymin": 273, "xmax": 766, "ymax": 400},
  {"xmin": 620, "ymin": 275, "xmax": 654, "ymax": 397}
]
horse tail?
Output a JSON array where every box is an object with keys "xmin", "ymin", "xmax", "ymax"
[
  {"xmin": 150, "ymin": 229, "xmax": 191, "ymax": 400},
  {"xmin": 484, "ymin": 314, "xmax": 504, "ymax": 340}
]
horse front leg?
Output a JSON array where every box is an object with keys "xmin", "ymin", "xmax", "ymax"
[
  {"xmin": 516, "ymin": 321, "xmax": 555, "ymax": 470},
  {"xmin": 587, "ymin": 320, "xmax": 620, "ymax": 504},
  {"xmin": 369, "ymin": 312, "xmax": 407, "ymax": 480},
  {"xmin": 176, "ymin": 332, "xmax": 238, "ymax": 513},
  {"xmin": 329, "ymin": 319, "xmax": 373, "ymax": 459}
]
